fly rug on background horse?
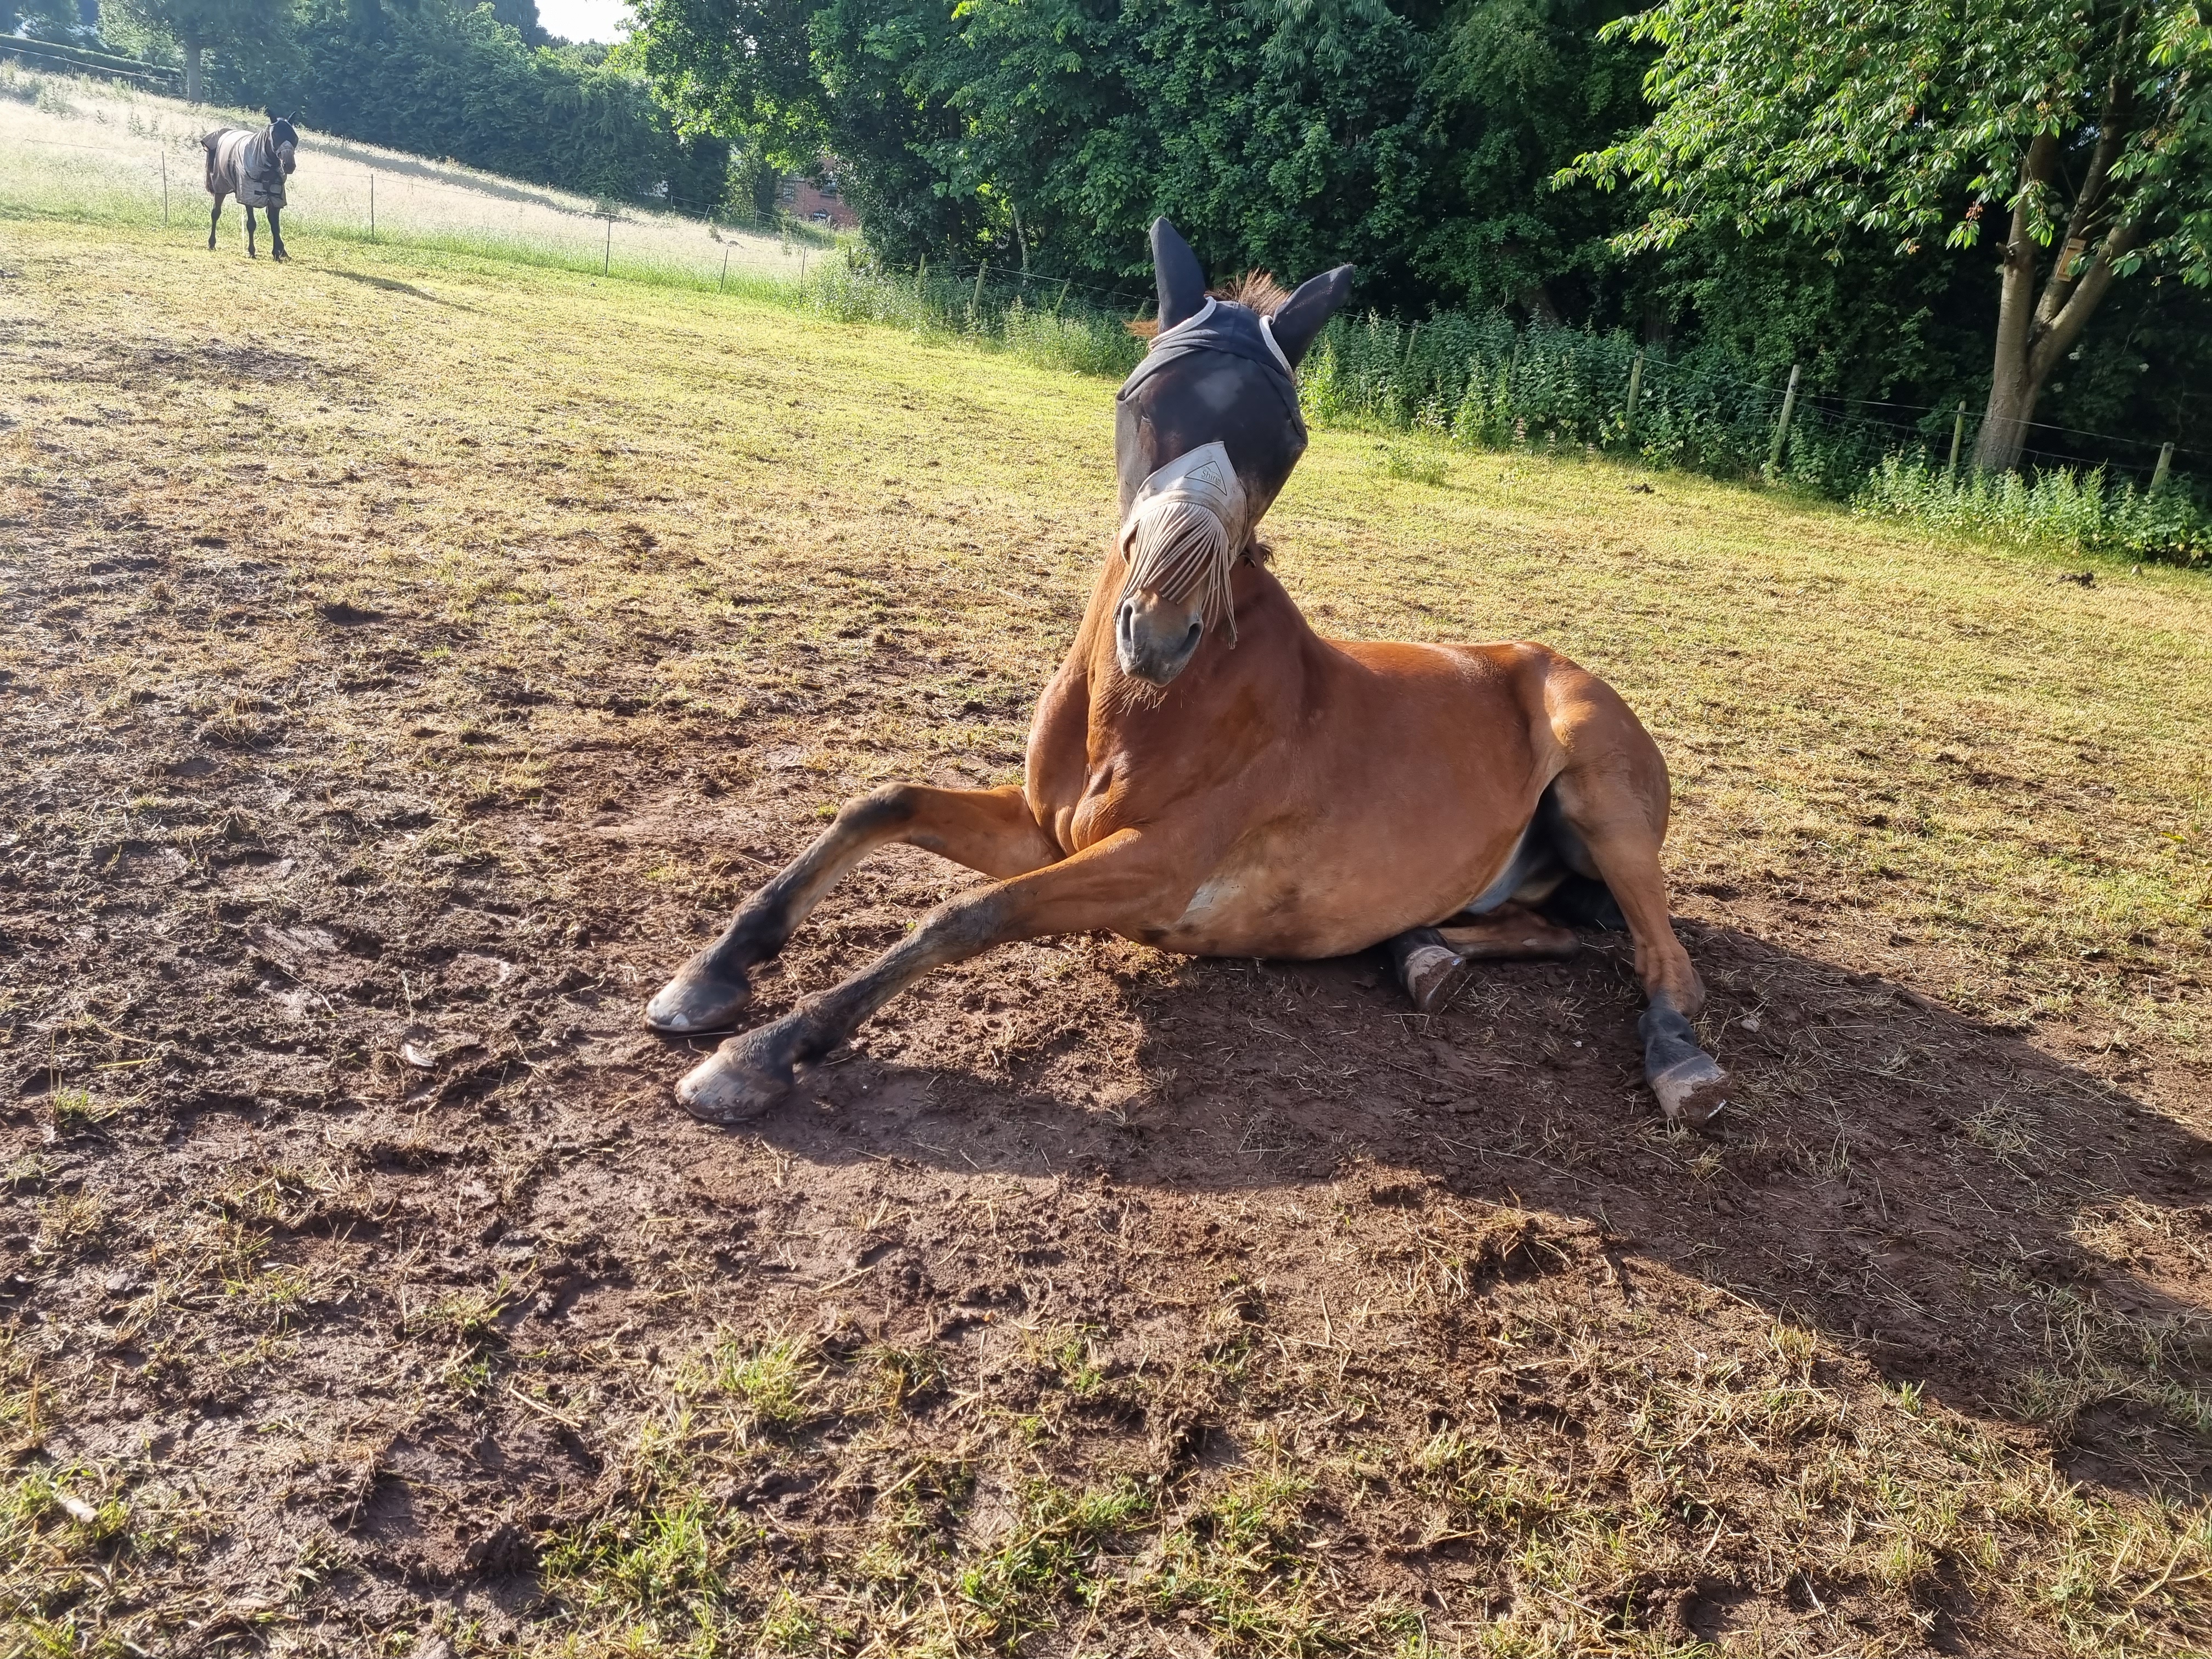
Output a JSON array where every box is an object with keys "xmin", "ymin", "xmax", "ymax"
[
  {"xmin": 647, "ymin": 219, "xmax": 1730, "ymax": 1129},
  {"xmin": 202, "ymin": 117, "xmax": 298, "ymax": 261}
]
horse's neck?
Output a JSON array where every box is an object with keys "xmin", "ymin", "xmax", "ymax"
[{"xmin": 1076, "ymin": 555, "xmax": 1315, "ymax": 742}]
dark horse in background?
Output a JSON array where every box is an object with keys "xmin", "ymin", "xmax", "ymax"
[
  {"xmin": 202, "ymin": 117, "xmax": 297, "ymax": 261},
  {"xmin": 648, "ymin": 218, "xmax": 1732, "ymax": 1131}
]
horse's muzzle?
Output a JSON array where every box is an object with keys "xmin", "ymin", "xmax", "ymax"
[
  {"xmin": 279, "ymin": 144, "xmax": 296, "ymax": 175},
  {"xmin": 1116, "ymin": 592, "xmax": 1204, "ymax": 686}
]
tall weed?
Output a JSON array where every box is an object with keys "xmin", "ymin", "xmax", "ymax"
[
  {"xmin": 799, "ymin": 259, "xmax": 1142, "ymax": 379},
  {"xmin": 1854, "ymin": 455, "xmax": 2211, "ymax": 566}
]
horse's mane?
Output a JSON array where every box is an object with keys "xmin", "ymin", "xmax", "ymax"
[{"xmin": 1126, "ymin": 271, "xmax": 1292, "ymax": 339}]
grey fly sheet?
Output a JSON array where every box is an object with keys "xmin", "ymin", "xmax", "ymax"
[
  {"xmin": 202, "ymin": 118, "xmax": 298, "ymax": 259},
  {"xmin": 204, "ymin": 126, "xmax": 289, "ymax": 209}
]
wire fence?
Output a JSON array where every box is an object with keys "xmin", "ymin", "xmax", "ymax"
[{"xmin": 1, "ymin": 121, "xmax": 833, "ymax": 291}]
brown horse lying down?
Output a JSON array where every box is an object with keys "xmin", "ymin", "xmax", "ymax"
[{"xmin": 648, "ymin": 219, "xmax": 1730, "ymax": 1130}]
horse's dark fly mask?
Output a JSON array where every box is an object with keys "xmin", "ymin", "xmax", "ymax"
[{"xmin": 1109, "ymin": 219, "xmax": 1352, "ymax": 680}]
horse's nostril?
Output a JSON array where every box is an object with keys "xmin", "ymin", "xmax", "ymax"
[{"xmin": 1185, "ymin": 622, "xmax": 1201, "ymax": 645}]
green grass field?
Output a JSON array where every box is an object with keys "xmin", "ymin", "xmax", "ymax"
[{"xmin": 2, "ymin": 208, "xmax": 2209, "ymax": 1657}]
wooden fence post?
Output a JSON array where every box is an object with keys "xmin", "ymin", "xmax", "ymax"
[
  {"xmin": 916, "ymin": 254, "xmax": 927, "ymax": 297},
  {"xmin": 602, "ymin": 217, "xmax": 612, "ymax": 276},
  {"xmin": 1053, "ymin": 278, "xmax": 1069, "ymax": 318},
  {"xmin": 2152, "ymin": 441, "xmax": 2175, "ymax": 492},
  {"xmin": 1765, "ymin": 364, "xmax": 1802, "ymax": 479},
  {"xmin": 718, "ymin": 246, "xmax": 730, "ymax": 293},
  {"xmin": 160, "ymin": 149, "xmax": 167, "ymax": 225},
  {"xmin": 1947, "ymin": 402, "xmax": 1966, "ymax": 475},
  {"xmin": 968, "ymin": 260, "xmax": 989, "ymax": 326},
  {"xmin": 369, "ymin": 171, "xmax": 375, "ymax": 240},
  {"xmin": 1625, "ymin": 350, "xmax": 1644, "ymax": 435}
]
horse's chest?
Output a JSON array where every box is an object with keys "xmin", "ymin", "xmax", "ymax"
[{"xmin": 235, "ymin": 170, "xmax": 285, "ymax": 208}]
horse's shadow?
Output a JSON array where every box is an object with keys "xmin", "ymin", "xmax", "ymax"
[
  {"xmin": 691, "ymin": 920, "xmax": 2212, "ymax": 1503},
  {"xmin": 327, "ymin": 270, "xmax": 478, "ymax": 311}
]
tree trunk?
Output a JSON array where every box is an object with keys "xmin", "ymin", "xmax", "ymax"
[
  {"xmin": 1973, "ymin": 137, "xmax": 2057, "ymax": 471},
  {"xmin": 1974, "ymin": 331, "xmax": 2048, "ymax": 473},
  {"xmin": 182, "ymin": 36, "xmax": 204, "ymax": 104},
  {"xmin": 1973, "ymin": 93, "xmax": 2142, "ymax": 472}
]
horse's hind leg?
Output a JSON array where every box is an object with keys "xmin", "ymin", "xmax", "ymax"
[
  {"xmin": 1387, "ymin": 928, "xmax": 1465, "ymax": 1012},
  {"xmin": 245, "ymin": 206, "xmax": 258, "ymax": 258},
  {"xmin": 1386, "ymin": 905, "xmax": 1579, "ymax": 1013},
  {"xmin": 208, "ymin": 192, "xmax": 224, "ymax": 251},
  {"xmin": 1545, "ymin": 675, "xmax": 1728, "ymax": 1128},
  {"xmin": 675, "ymin": 829, "xmax": 1173, "ymax": 1124},
  {"xmin": 646, "ymin": 783, "xmax": 1061, "ymax": 1036}
]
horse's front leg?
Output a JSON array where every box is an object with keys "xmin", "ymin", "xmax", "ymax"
[
  {"xmin": 208, "ymin": 191, "xmax": 225, "ymax": 251},
  {"xmin": 675, "ymin": 830, "xmax": 1173, "ymax": 1124},
  {"xmin": 267, "ymin": 205, "xmax": 286, "ymax": 261},
  {"xmin": 245, "ymin": 206, "xmax": 258, "ymax": 258},
  {"xmin": 646, "ymin": 783, "xmax": 1060, "ymax": 1036}
]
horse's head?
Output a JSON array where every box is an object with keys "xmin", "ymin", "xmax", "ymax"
[
  {"xmin": 1111, "ymin": 218, "xmax": 1352, "ymax": 685},
  {"xmin": 270, "ymin": 116, "xmax": 298, "ymax": 175}
]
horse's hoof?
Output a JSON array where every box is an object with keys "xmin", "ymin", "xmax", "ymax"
[
  {"xmin": 645, "ymin": 956, "xmax": 751, "ymax": 1034},
  {"xmin": 1651, "ymin": 1054, "xmax": 1730, "ymax": 1131},
  {"xmin": 676, "ymin": 1033, "xmax": 793, "ymax": 1124},
  {"xmin": 1402, "ymin": 944, "xmax": 1470, "ymax": 1014}
]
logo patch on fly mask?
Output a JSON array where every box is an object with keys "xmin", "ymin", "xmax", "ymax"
[{"xmin": 1118, "ymin": 441, "xmax": 1249, "ymax": 644}]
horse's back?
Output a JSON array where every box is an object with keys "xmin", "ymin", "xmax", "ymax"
[
  {"xmin": 1319, "ymin": 635, "xmax": 1573, "ymax": 737},
  {"xmin": 204, "ymin": 129, "xmax": 283, "ymax": 205}
]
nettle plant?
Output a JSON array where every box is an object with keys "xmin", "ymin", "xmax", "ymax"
[{"xmin": 1567, "ymin": 0, "xmax": 2212, "ymax": 472}]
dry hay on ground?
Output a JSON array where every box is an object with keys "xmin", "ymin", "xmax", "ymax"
[{"xmin": 2, "ymin": 222, "xmax": 2210, "ymax": 1656}]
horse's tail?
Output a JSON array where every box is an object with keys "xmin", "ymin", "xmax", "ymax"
[{"xmin": 202, "ymin": 129, "xmax": 229, "ymax": 193}]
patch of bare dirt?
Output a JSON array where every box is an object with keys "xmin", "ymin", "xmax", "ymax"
[{"xmin": 3, "ymin": 400, "xmax": 2209, "ymax": 1658}]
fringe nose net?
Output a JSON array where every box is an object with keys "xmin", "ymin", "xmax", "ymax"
[{"xmin": 1118, "ymin": 442, "xmax": 1248, "ymax": 646}]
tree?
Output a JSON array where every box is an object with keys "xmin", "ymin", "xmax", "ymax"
[
  {"xmin": 627, "ymin": 0, "xmax": 1647, "ymax": 307},
  {"xmin": 228, "ymin": 0, "xmax": 733, "ymax": 205},
  {"xmin": 1414, "ymin": 0, "xmax": 1651, "ymax": 318},
  {"xmin": 624, "ymin": 0, "xmax": 832, "ymax": 172},
  {"xmin": 115, "ymin": 0, "xmax": 289, "ymax": 100},
  {"xmin": 1565, "ymin": 0, "xmax": 2212, "ymax": 470}
]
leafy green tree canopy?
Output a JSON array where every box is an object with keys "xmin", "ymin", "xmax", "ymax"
[
  {"xmin": 629, "ymin": 0, "xmax": 1651, "ymax": 311},
  {"xmin": 1565, "ymin": 0, "xmax": 2212, "ymax": 467}
]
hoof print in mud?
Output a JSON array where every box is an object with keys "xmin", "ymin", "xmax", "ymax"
[{"xmin": 675, "ymin": 1036, "xmax": 794, "ymax": 1124}]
